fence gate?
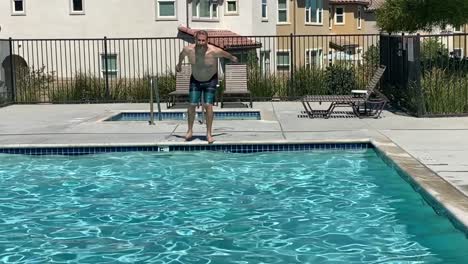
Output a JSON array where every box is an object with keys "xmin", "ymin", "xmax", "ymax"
[{"xmin": 380, "ymin": 34, "xmax": 424, "ymax": 115}]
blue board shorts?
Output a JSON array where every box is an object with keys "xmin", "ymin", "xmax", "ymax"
[{"xmin": 189, "ymin": 74, "xmax": 218, "ymax": 105}]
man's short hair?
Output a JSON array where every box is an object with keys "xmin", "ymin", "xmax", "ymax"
[{"xmin": 195, "ymin": 30, "xmax": 209, "ymax": 39}]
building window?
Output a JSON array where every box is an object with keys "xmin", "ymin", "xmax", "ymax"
[
  {"xmin": 357, "ymin": 6, "xmax": 362, "ymax": 29},
  {"xmin": 11, "ymin": 0, "xmax": 25, "ymax": 15},
  {"xmin": 335, "ymin": 6, "xmax": 344, "ymax": 25},
  {"xmin": 453, "ymin": 25, "xmax": 462, "ymax": 33},
  {"xmin": 192, "ymin": 0, "xmax": 218, "ymax": 20},
  {"xmin": 278, "ymin": 0, "xmax": 288, "ymax": 23},
  {"xmin": 226, "ymin": 0, "xmax": 238, "ymax": 14},
  {"xmin": 276, "ymin": 51, "xmax": 290, "ymax": 70},
  {"xmin": 305, "ymin": 49, "xmax": 323, "ymax": 68},
  {"xmin": 305, "ymin": 0, "xmax": 323, "ymax": 24},
  {"xmin": 260, "ymin": 50, "xmax": 271, "ymax": 73},
  {"xmin": 262, "ymin": 0, "xmax": 268, "ymax": 20},
  {"xmin": 101, "ymin": 54, "xmax": 118, "ymax": 77},
  {"xmin": 156, "ymin": 0, "xmax": 176, "ymax": 19},
  {"xmin": 328, "ymin": 7, "xmax": 332, "ymax": 29},
  {"xmin": 70, "ymin": 0, "xmax": 85, "ymax": 14}
]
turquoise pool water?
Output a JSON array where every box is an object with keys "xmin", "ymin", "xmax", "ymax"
[{"xmin": 0, "ymin": 150, "xmax": 467, "ymax": 263}]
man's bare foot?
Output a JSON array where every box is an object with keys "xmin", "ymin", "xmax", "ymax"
[
  {"xmin": 185, "ymin": 131, "xmax": 193, "ymax": 141},
  {"xmin": 207, "ymin": 135, "xmax": 215, "ymax": 144}
]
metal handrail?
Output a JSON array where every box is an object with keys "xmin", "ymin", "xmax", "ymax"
[{"xmin": 149, "ymin": 77, "xmax": 162, "ymax": 125}]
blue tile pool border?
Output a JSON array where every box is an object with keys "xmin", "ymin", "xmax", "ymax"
[{"xmin": 0, "ymin": 142, "xmax": 371, "ymax": 155}]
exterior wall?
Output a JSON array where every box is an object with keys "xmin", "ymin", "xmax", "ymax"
[
  {"xmin": 275, "ymin": 1, "xmax": 379, "ymax": 71},
  {"xmin": 0, "ymin": 40, "xmax": 10, "ymax": 99},
  {"xmin": 329, "ymin": 5, "xmax": 364, "ymax": 34},
  {"xmin": 0, "ymin": 0, "xmax": 185, "ymax": 38},
  {"xmin": 362, "ymin": 11, "xmax": 380, "ymax": 34},
  {"xmin": 0, "ymin": 0, "xmax": 278, "ymax": 79},
  {"xmin": 0, "ymin": 0, "xmax": 277, "ymax": 38}
]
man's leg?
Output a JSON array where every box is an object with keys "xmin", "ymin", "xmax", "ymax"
[
  {"xmin": 186, "ymin": 77, "xmax": 201, "ymax": 141},
  {"xmin": 204, "ymin": 104, "xmax": 214, "ymax": 143},
  {"xmin": 204, "ymin": 79, "xmax": 217, "ymax": 143},
  {"xmin": 185, "ymin": 105, "xmax": 196, "ymax": 140}
]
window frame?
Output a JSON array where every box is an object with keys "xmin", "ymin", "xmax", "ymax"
[
  {"xmin": 357, "ymin": 6, "xmax": 362, "ymax": 29},
  {"xmin": 225, "ymin": 0, "xmax": 238, "ymax": 15},
  {"xmin": 192, "ymin": 0, "xmax": 219, "ymax": 21},
  {"xmin": 100, "ymin": 53, "xmax": 119, "ymax": 77},
  {"xmin": 277, "ymin": 0, "xmax": 289, "ymax": 24},
  {"xmin": 156, "ymin": 0, "xmax": 177, "ymax": 20},
  {"xmin": 276, "ymin": 50, "xmax": 291, "ymax": 71},
  {"xmin": 305, "ymin": 0, "xmax": 323, "ymax": 25},
  {"xmin": 70, "ymin": 0, "xmax": 85, "ymax": 15},
  {"xmin": 11, "ymin": 0, "xmax": 26, "ymax": 16},
  {"xmin": 261, "ymin": 0, "xmax": 268, "ymax": 21},
  {"xmin": 334, "ymin": 6, "xmax": 345, "ymax": 25},
  {"xmin": 305, "ymin": 48, "xmax": 324, "ymax": 69}
]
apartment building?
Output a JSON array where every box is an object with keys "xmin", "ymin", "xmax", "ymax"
[{"xmin": 0, "ymin": 0, "xmax": 278, "ymax": 95}]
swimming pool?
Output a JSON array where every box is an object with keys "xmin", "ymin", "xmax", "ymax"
[
  {"xmin": 105, "ymin": 111, "xmax": 261, "ymax": 121},
  {"xmin": 0, "ymin": 147, "xmax": 467, "ymax": 263}
]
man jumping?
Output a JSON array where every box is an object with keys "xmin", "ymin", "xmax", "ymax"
[{"xmin": 176, "ymin": 30, "xmax": 238, "ymax": 143}]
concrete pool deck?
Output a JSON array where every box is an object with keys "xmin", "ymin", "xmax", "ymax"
[{"xmin": 1, "ymin": 102, "xmax": 468, "ymax": 229}]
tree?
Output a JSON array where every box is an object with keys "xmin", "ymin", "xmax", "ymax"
[{"xmin": 376, "ymin": 0, "xmax": 468, "ymax": 33}]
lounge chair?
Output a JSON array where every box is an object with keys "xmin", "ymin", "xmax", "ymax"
[
  {"xmin": 220, "ymin": 63, "xmax": 252, "ymax": 108},
  {"xmin": 167, "ymin": 64, "xmax": 191, "ymax": 108},
  {"xmin": 301, "ymin": 65, "xmax": 387, "ymax": 119}
]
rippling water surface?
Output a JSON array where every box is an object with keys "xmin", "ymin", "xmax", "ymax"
[{"xmin": 0, "ymin": 150, "xmax": 467, "ymax": 263}]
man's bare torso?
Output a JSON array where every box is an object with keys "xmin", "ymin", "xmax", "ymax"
[{"xmin": 185, "ymin": 44, "xmax": 218, "ymax": 82}]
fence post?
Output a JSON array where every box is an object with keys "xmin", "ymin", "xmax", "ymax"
[
  {"xmin": 103, "ymin": 36, "xmax": 110, "ymax": 99},
  {"xmin": 413, "ymin": 34, "xmax": 425, "ymax": 116},
  {"xmin": 289, "ymin": 33, "xmax": 294, "ymax": 96},
  {"xmin": 8, "ymin": 37, "xmax": 16, "ymax": 102}
]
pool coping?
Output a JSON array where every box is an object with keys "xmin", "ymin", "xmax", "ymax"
[{"xmin": 1, "ymin": 138, "xmax": 467, "ymax": 234}]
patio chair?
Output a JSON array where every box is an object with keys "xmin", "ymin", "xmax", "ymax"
[
  {"xmin": 301, "ymin": 65, "xmax": 387, "ymax": 119},
  {"xmin": 167, "ymin": 64, "xmax": 191, "ymax": 108},
  {"xmin": 220, "ymin": 63, "xmax": 252, "ymax": 108}
]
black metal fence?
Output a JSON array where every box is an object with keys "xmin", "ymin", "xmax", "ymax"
[
  {"xmin": 381, "ymin": 33, "xmax": 468, "ymax": 116},
  {"xmin": 1, "ymin": 33, "xmax": 467, "ymax": 116},
  {"xmin": 0, "ymin": 34, "xmax": 380, "ymax": 104}
]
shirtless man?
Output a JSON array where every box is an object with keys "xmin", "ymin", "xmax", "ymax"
[{"xmin": 176, "ymin": 30, "xmax": 238, "ymax": 144}]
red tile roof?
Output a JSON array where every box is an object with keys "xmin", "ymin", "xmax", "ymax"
[{"xmin": 177, "ymin": 26, "xmax": 262, "ymax": 50}]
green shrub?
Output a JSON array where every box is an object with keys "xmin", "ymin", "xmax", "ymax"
[
  {"xmin": 15, "ymin": 65, "xmax": 54, "ymax": 102},
  {"xmin": 421, "ymin": 68, "xmax": 468, "ymax": 114},
  {"xmin": 289, "ymin": 66, "xmax": 327, "ymax": 96},
  {"xmin": 248, "ymin": 67, "xmax": 286, "ymax": 99},
  {"xmin": 324, "ymin": 64, "xmax": 357, "ymax": 94}
]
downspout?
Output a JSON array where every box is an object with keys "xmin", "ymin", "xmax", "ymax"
[
  {"xmin": 186, "ymin": 0, "xmax": 190, "ymax": 28},
  {"xmin": 293, "ymin": 0, "xmax": 296, "ymax": 35}
]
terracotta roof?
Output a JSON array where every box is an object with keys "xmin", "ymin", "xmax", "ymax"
[
  {"xmin": 329, "ymin": 0, "xmax": 370, "ymax": 5},
  {"xmin": 367, "ymin": 0, "xmax": 386, "ymax": 10},
  {"xmin": 177, "ymin": 26, "xmax": 262, "ymax": 50}
]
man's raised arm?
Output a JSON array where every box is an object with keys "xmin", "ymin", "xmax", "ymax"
[{"xmin": 215, "ymin": 48, "xmax": 238, "ymax": 63}]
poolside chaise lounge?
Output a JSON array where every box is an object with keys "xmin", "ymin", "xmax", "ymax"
[
  {"xmin": 301, "ymin": 65, "xmax": 387, "ymax": 119},
  {"xmin": 167, "ymin": 64, "xmax": 191, "ymax": 108},
  {"xmin": 220, "ymin": 63, "xmax": 253, "ymax": 108}
]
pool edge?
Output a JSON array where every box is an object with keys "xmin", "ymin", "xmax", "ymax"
[{"xmin": 371, "ymin": 139, "xmax": 468, "ymax": 235}]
